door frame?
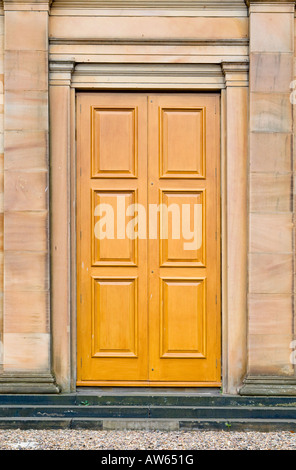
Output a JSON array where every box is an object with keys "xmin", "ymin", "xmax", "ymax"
[{"xmin": 49, "ymin": 61, "xmax": 249, "ymax": 394}]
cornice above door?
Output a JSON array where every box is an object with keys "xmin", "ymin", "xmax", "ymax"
[{"xmin": 51, "ymin": 0, "xmax": 247, "ymax": 11}]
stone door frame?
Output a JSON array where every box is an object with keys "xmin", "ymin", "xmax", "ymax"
[{"xmin": 49, "ymin": 60, "xmax": 249, "ymax": 393}]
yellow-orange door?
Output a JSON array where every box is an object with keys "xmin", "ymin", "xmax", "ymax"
[{"xmin": 77, "ymin": 92, "xmax": 221, "ymax": 386}]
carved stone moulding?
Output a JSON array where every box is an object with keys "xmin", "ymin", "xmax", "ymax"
[
  {"xmin": 0, "ymin": 373, "xmax": 60, "ymax": 394},
  {"xmin": 3, "ymin": 0, "xmax": 53, "ymax": 11},
  {"xmin": 240, "ymin": 376, "xmax": 296, "ymax": 396},
  {"xmin": 246, "ymin": 0, "xmax": 296, "ymax": 5},
  {"xmin": 51, "ymin": 0, "xmax": 247, "ymax": 10}
]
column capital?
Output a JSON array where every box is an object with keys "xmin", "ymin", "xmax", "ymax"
[
  {"xmin": 4, "ymin": 0, "xmax": 53, "ymax": 11},
  {"xmin": 49, "ymin": 60, "xmax": 75, "ymax": 86},
  {"xmin": 222, "ymin": 62, "xmax": 249, "ymax": 87},
  {"xmin": 246, "ymin": 0, "xmax": 296, "ymax": 4},
  {"xmin": 245, "ymin": 0, "xmax": 296, "ymax": 12}
]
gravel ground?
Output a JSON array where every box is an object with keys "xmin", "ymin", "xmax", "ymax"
[{"xmin": 0, "ymin": 430, "xmax": 296, "ymax": 450}]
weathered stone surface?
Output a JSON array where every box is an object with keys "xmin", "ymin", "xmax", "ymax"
[
  {"xmin": 5, "ymin": 11, "xmax": 48, "ymax": 51},
  {"xmin": 5, "ymin": 211, "xmax": 48, "ymax": 251},
  {"xmin": 4, "ymin": 291, "xmax": 49, "ymax": 333},
  {"xmin": 249, "ymin": 132, "xmax": 291, "ymax": 173},
  {"xmin": 246, "ymin": 1, "xmax": 295, "ymax": 392},
  {"xmin": 249, "ymin": 213, "xmax": 293, "ymax": 254},
  {"xmin": 250, "ymin": 53, "xmax": 293, "ymax": 93},
  {"xmin": 4, "ymin": 333, "xmax": 51, "ymax": 371},
  {"xmin": 249, "ymin": 253, "xmax": 293, "ymax": 294},
  {"xmin": 250, "ymin": 12, "xmax": 293, "ymax": 53},
  {"xmin": 5, "ymin": 51, "xmax": 48, "ymax": 91},
  {"xmin": 248, "ymin": 334, "xmax": 294, "ymax": 376},
  {"xmin": 250, "ymin": 93, "xmax": 292, "ymax": 133},
  {"xmin": 248, "ymin": 294, "xmax": 293, "ymax": 335},
  {"xmin": 5, "ymin": 252, "xmax": 49, "ymax": 291},
  {"xmin": 250, "ymin": 173, "xmax": 292, "ymax": 213},
  {"xmin": 5, "ymin": 91, "xmax": 48, "ymax": 131},
  {"xmin": 4, "ymin": 171, "xmax": 48, "ymax": 212},
  {"xmin": 4, "ymin": 131, "xmax": 48, "ymax": 171}
]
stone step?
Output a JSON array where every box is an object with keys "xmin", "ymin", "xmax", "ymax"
[
  {"xmin": 0, "ymin": 416, "xmax": 296, "ymax": 432},
  {"xmin": 0, "ymin": 405, "xmax": 296, "ymax": 420},
  {"xmin": 0, "ymin": 394, "xmax": 296, "ymax": 407},
  {"xmin": 0, "ymin": 394, "xmax": 295, "ymax": 430}
]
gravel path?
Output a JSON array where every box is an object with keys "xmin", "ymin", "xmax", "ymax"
[{"xmin": 0, "ymin": 430, "xmax": 296, "ymax": 450}]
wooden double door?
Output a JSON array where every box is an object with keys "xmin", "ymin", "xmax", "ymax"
[{"xmin": 77, "ymin": 92, "xmax": 221, "ymax": 386}]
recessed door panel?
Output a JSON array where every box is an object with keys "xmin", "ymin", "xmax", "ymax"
[
  {"xmin": 160, "ymin": 278, "xmax": 206, "ymax": 359},
  {"xmin": 92, "ymin": 107, "xmax": 138, "ymax": 178},
  {"xmin": 160, "ymin": 107, "xmax": 205, "ymax": 179},
  {"xmin": 159, "ymin": 190, "xmax": 206, "ymax": 267},
  {"xmin": 92, "ymin": 190, "xmax": 137, "ymax": 266},
  {"xmin": 92, "ymin": 277, "xmax": 138, "ymax": 358}
]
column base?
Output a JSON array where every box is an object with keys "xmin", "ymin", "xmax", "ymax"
[
  {"xmin": 0, "ymin": 373, "xmax": 60, "ymax": 394},
  {"xmin": 239, "ymin": 375, "xmax": 296, "ymax": 396}
]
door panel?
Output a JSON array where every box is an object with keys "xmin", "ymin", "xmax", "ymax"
[
  {"xmin": 77, "ymin": 93, "xmax": 148, "ymax": 383},
  {"xmin": 92, "ymin": 190, "xmax": 137, "ymax": 266},
  {"xmin": 148, "ymin": 94, "xmax": 220, "ymax": 384},
  {"xmin": 92, "ymin": 107, "xmax": 138, "ymax": 178},
  {"xmin": 159, "ymin": 190, "xmax": 205, "ymax": 267},
  {"xmin": 160, "ymin": 106, "xmax": 205, "ymax": 179},
  {"xmin": 92, "ymin": 277, "xmax": 138, "ymax": 358},
  {"xmin": 77, "ymin": 92, "xmax": 220, "ymax": 386}
]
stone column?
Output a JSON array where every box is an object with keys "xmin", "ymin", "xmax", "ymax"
[
  {"xmin": 49, "ymin": 61, "xmax": 74, "ymax": 393},
  {"xmin": 240, "ymin": 0, "xmax": 296, "ymax": 395},
  {"xmin": 0, "ymin": 3, "xmax": 4, "ymax": 375},
  {"xmin": 222, "ymin": 63, "xmax": 249, "ymax": 394},
  {"xmin": 0, "ymin": 0, "xmax": 59, "ymax": 393}
]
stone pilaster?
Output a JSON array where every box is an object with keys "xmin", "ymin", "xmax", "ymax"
[
  {"xmin": 222, "ymin": 62, "xmax": 249, "ymax": 394},
  {"xmin": 0, "ymin": 0, "xmax": 59, "ymax": 392},
  {"xmin": 240, "ymin": 0, "xmax": 296, "ymax": 395},
  {"xmin": 49, "ymin": 61, "xmax": 74, "ymax": 392},
  {"xmin": 0, "ymin": 2, "xmax": 3, "ymax": 376}
]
